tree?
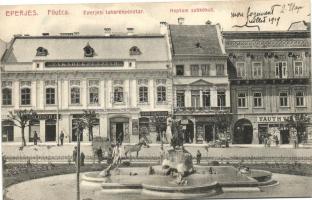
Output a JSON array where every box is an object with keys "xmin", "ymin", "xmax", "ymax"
[
  {"xmin": 215, "ymin": 113, "xmax": 233, "ymax": 142},
  {"xmin": 72, "ymin": 118, "xmax": 87, "ymax": 200},
  {"xmin": 82, "ymin": 110, "xmax": 97, "ymax": 141},
  {"xmin": 7, "ymin": 109, "xmax": 37, "ymax": 146},
  {"xmin": 285, "ymin": 114, "xmax": 310, "ymax": 143}
]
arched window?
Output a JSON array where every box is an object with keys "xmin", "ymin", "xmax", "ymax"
[
  {"xmin": 129, "ymin": 46, "xmax": 141, "ymax": 55},
  {"xmin": 157, "ymin": 86, "xmax": 166, "ymax": 102},
  {"xmin": 21, "ymin": 88, "xmax": 31, "ymax": 105},
  {"xmin": 114, "ymin": 87, "xmax": 123, "ymax": 103},
  {"xmin": 139, "ymin": 86, "xmax": 148, "ymax": 103},
  {"xmin": 46, "ymin": 88, "xmax": 55, "ymax": 105},
  {"xmin": 2, "ymin": 88, "xmax": 12, "ymax": 105}
]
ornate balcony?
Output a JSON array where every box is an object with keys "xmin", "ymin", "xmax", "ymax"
[{"xmin": 173, "ymin": 106, "xmax": 231, "ymax": 115}]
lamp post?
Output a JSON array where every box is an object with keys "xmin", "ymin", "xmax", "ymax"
[{"xmin": 76, "ymin": 128, "xmax": 81, "ymax": 200}]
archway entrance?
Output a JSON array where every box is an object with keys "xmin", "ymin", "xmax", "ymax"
[
  {"xmin": 110, "ymin": 117, "xmax": 129, "ymax": 144},
  {"xmin": 233, "ymin": 119, "xmax": 253, "ymax": 144}
]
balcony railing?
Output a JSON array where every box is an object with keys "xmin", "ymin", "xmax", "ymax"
[
  {"xmin": 174, "ymin": 106, "xmax": 231, "ymax": 114},
  {"xmin": 231, "ymin": 74, "xmax": 310, "ymax": 81}
]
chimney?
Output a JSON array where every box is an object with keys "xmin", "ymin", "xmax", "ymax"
[
  {"xmin": 104, "ymin": 27, "xmax": 111, "ymax": 36},
  {"xmin": 126, "ymin": 27, "xmax": 134, "ymax": 35},
  {"xmin": 178, "ymin": 17, "xmax": 184, "ymax": 25},
  {"xmin": 42, "ymin": 33, "xmax": 50, "ymax": 36},
  {"xmin": 160, "ymin": 21, "xmax": 168, "ymax": 35}
]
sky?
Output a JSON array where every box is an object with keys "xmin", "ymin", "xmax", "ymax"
[{"xmin": 0, "ymin": 0, "xmax": 310, "ymax": 42}]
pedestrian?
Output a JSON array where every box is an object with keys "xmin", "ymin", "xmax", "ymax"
[
  {"xmin": 33, "ymin": 131, "xmax": 38, "ymax": 145},
  {"xmin": 60, "ymin": 131, "xmax": 65, "ymax": 146},
  {"xmin": 73, "ymin": 146, "xmax": 77, "ymax": 164},
  {"xmin": 80, "ymin": 152, "xmax": 85, "ymax": 166},
  {"xmin": 263, "ymin": 136, "xmax": 267, "ymax": 148},
  {"xmin": 196, "ymin": 150, "xmax": 202, "ymax": 165},
  {"xmin": 274, "ymin": 134, "xmax": 279, "ymax": 147},
  {"xmin": 96, "ymin": 147, "xmax": 103, "ymax": 163}
]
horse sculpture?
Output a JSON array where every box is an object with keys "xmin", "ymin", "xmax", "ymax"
[{"xmin": 124, "ymin": 140, "xmax": 149, "ymax": 159}]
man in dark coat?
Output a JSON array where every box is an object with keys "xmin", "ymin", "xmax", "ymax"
[
  {"xmin": 80, "ymin": 152, "xmax": 85, "ymax": 166},
  {"xmin": 60, "ymin": 131, "xmax": 65, "ymax": 146},
  {"xmin": 33, "ymin": 131, "xmax": 38, "ymax": 145}
]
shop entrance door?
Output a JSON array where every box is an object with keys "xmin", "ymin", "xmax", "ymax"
[
  {"xmin": 45, "ymin": 119, "xmax": 56, "ymax": 142},
  {"xmin": 116, "ymin": 123, "xmax": 124, "ymax": 144},
  {"xmin": 280, "ymin": 130, "xmax": 290, "ymax": 144},
  {"xmin": 233, "ymin": 119, "xmax": 253, "ymax": 144},
  {"xmin": 204, "ymin": 124, "xmax": 213, "ymax": 142}
]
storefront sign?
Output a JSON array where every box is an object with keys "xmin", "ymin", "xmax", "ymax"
[
  {"xmin": 257, "ymin": 115, "xmax": 290, "ymax": 123},
  {"xmin": 140, "ymin": 111, "xmax": 168, "ymax": 117},
  {"xmin": 34, "ymin": 114, "xmax": 61, "ymax": 120}
]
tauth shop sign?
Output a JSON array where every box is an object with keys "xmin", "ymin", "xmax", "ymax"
[{"xmin": 257, "ymin": 115, "xmax": 290, "ymax": 123}]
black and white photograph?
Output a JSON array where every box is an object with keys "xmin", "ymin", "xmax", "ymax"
[{"xmin": 0, "ymin": 0, "xmax": 311, "ymax": 199}]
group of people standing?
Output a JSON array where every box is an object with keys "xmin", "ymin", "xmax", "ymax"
[{"xmin": 31, "ymin": 130, "xmax": 65, "ymax": 146}]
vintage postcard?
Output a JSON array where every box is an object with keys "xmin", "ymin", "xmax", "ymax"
[{"xmin": 0, "ymin": 0, "xmax": 311, "ymax": 199}]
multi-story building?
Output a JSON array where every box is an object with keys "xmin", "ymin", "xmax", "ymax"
[
  {"xmin": 1, "ymin": 29, "xmax": 172, "ymax": 144},
  {"xmin": 224, "ymin": 27, "xmax": 312, "ymax": 144},
  {"xmin": 164, "ymin": 19, "xmax": 231, "ymax": 144}
]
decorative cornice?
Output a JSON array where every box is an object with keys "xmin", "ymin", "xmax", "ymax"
[{"xmin": 225, "ymin": 38, "xmax": 310, "ymax": 50}]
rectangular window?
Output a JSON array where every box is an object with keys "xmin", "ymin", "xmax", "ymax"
[
  {"xmin": 217, "ymin": 91, "xmax": 226, "ymax": 107},
  {"xmin": 176, "ymin": 65, "xmax": 184, "ymax": 76},
  {"xmin": 295, "ymin": 91, "xmax": 305, "ymax": 107},
  {"xmin": 46, "ymin": 88, "xmax": 55, "ymax": 105},
  {"xmin": 236, "ymin": 62, "xmax": 246, "ymax": 78},
  {"xmin": 2, "ymin": 88, "xmax": 12, "ymax": 105},
  {"xmin": 252, "ymin": 62, "xmax": 262, "ymax": 78},
  {"xmin": 176, "ymin": 90, "xmax": 185, "ymax": 107},
  {"xmin": 139, "ymin": 86, "xmax": 148, "ymax": 103},
  {"xmin": 275, "ymin": 62, "xmax": 287, "ymax": 78},
  {"xmin": 201, "ymin": 64, "xmax": 210, "ymax": 76},
  {"xmin": 191, "ymin": 90, "xmax": 200, "ymax": 108},
  {"xmin": 71, "ymin": 87, "xmax": 80, "ymax": 104},
  {"xmin": 294, "ymin": 61, "xmax": 303, "ymax": 76},
  {"xmin": 237, "ymin": 92, "xmax": 247, "ymax": 108},
  {"xmin": 216, "ymin": 64, "xmax": 224, "ymax": 76},
  {"xmin": 202, "ymin": 91, "xmax": 210, "ymax": 107},
  {"xmin": 89, "ymin": 87, "xmax": 99, "ymax": 104},
  {"xmin": 190, "ymin": 65, "xmax": 199, "ymax": 76},
  {"xmin": 279, "ymin": 91, "xmax": 288, "ymax": 107},
  {"xmin": 253, "ymin": 92, "xmax": 262, "ymax": 107},
  {"xmin": 21, "ymin": 88, "xmax": 31, "ymax": 105},
  {"xmin": 114, "ymin": 87, "xmax": 124, "ymax": 103},
  {"xmin": 157, "ymin": 86, "xmax": 166, "ymax": 102}
]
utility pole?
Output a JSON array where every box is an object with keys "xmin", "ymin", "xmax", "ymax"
[{"xmin": 56, "ymin": 71, "xmax": 60, "ymax": 146}]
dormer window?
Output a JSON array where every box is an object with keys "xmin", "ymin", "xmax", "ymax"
[
  {"xmin": 84, "ymin": 43, "xmax": 94, "ymax": 57},
  {"xmin": 129, "ymin": 46, "xmax": 141, "ymax": 55},
  {"xmin": 36, "ymin": 47, "xmax": 48, "ymax": 56}
]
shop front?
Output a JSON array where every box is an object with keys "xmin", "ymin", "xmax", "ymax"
[
  {"xmin": 2, "ymin": 120, "xmax": 14, "ymax": 142},
  {"xmin": 110, "ymin": 117, "xmax": 130, "ymax": 144},
  {"xmin": 257, "ymin": 115, "xmax": 291, "ymax": 144}
]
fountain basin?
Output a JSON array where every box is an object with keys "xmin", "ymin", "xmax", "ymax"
[{"xmin": 81, "ymin": 165, "xmax": 277, "ymax": 197}]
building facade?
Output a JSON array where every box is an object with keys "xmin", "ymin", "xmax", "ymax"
[
  {"xmin": 224, "ymin": 29, "xmax": 312, "ymax": 144},
  {"xmin": 1, "ymin": 22, "xmax": 311, "ymax": 145},
  {"xmin": 165, "ymin": 19, "xmax": 231, "ymax": 144},
  {"xmin": 1, "ymin": 30, "xmax": 172, "ymax": 144}
]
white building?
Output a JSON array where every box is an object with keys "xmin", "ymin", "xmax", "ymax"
[{"xmin": 1, "ymin": 29, "xmax": 172, "ymax": 144}]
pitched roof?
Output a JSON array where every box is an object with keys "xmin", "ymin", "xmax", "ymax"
[
  {"xmin": 3, "ymin": 35, "xmax": 169, "ymax": 63},
  {"xmin": 169, "ymin": 25, "xmax": 225, "ymax": 56}
]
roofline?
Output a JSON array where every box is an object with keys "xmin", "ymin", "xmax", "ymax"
[
  {"xmin": 223, "ymin": 30, "xmax": 311, "ymax": 39},
  {"xmin": 13, "ymin": 34, "xmax": 165, "ymax": 39}
]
